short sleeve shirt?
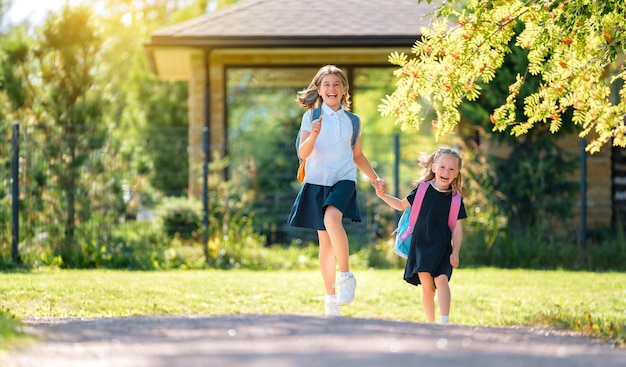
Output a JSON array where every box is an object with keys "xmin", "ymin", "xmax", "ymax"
[
  {"xmin": 403, "ymin": 182, "xmax": 467, "ymax": 286},
  {"xmin": 300, "ymin": 103, "xmax": 360, "ymax": 186},
  {"xmin": 406, "ymin": 182, "xmax": 468, "ymax": 244}
]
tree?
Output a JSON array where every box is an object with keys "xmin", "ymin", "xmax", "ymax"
[
  {"xmin": 92, "ymin": 0, "xmax": 241, "ymax": 197},
  {"xmin": 1, "ymin": 0, "xmax": 241, "ymax": 265},
  {"xmin": 35, "ymin": 6, "xmax": 108, "ymax": 263},
  {"xmin": 460, "ymin": 26, "xmax": 579, "ymax": 233},
  {"xmin": 379, "ymin": 0, "xmax": 626, "ymax": 154}
]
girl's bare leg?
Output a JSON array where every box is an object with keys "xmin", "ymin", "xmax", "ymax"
[
  {"xmin": 434, "ymin": 275, "xmax": 451, "ymax": 318},
  {"xmin": 323, "ymin": 206, "xmax": 349, "ymax": 272},
  {"xmin": 418, "ymin": 272, "xmax": 436, "ymax": 323},
  {"xmin": 317, "ymin": 230, "xmax": 336, "ymax": 295}
]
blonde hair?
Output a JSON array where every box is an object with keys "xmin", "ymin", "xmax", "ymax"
[
  {"xmin": 415, "ymin": 147, "xmax": 463, "ymax": 195},
  {"xmin": 296, "ymin": 65, "xmax": 351, "ymax": 110}
]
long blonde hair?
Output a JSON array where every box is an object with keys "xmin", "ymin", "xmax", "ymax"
[
  {"xmin": 415, "ymin": 147, "xmax": 463, "ymax": 195},
  {"xmin": 296, "ymin": 65, "xmax": 351, "ymax": 110}
]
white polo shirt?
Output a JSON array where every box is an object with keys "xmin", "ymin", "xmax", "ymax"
[{"xmin": 299, "ymin": 103, "xmax": 360, "ymax": 186}]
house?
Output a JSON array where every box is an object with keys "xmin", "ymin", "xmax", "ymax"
[{"xmin": 145, "ymin": 0, "xmax": 620, "ymax": 233}]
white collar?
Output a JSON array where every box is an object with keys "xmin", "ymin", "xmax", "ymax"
[
  {"xmin": 430, "ymin": 180, "xmax": 452, "ymax": 193},
  {"xmin": 321, "ymin": 103, "xmax": 344, "ymax": 116}
]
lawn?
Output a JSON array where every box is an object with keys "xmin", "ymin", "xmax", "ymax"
[{"xmin": 1, "ymin": 268, "xmax": 624, "ymax": 345}]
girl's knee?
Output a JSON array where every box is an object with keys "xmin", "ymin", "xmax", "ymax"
[
  {"xmin": 324, "ymin": 206, "xmax": 341, "ymax": 218},
  {"xmin": 323, "ymin": 206, "xmax": 343, "ymax": 226},
  {"xmin": 434, "ymin": 275, "xmax": 449, "ymax": 288}
]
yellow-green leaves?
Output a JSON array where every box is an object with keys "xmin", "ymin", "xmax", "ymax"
[{"xmin": 383, "ymin": 0, "xmax": 626, "ymax": 153}]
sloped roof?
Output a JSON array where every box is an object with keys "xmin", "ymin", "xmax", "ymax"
[
  {"xmin": 145, "ymin": 0, "xmax": 438, "ymax": 79},
  {"xmin": 149, "ymin": 0, "xmax": 437, "ymax": 47}
]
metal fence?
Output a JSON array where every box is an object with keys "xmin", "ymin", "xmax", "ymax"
[{"xmin": 1, "ymin": 121, "xmax": 448, "ymax": 262}]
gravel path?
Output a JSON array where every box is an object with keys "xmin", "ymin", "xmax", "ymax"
[{"xmin": 1, "ymin": 314, "xmax": 625, "ymax": 367}]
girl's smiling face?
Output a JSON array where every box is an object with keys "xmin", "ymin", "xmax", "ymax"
[
  {"xmin": 317, "ymin": 74, "xmax": 345, "ymax": 110},
  {"xmin": 432, "ymin": 153, "xmax": 460, "ymax": 191}
]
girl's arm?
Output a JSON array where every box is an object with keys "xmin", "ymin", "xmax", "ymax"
[
  {"xmin": 378, "ymin": 194, "xmax": 410, "ymax": 212},
  {"xmin": 298, "ymin": 130, "xmax": 314, "ymax": 159},
  {"xmin": 299, "ymin": 114, "xmax": 322, "ymax": 160},
  {"xmin": 352, "ymin": 135, "xmax": 379, "ymax": 182},
  {"xmin": 450, "ymin": 221, "xmax": 463, "ymax": 268},
  {"xmin": 375, "ymin": 180, "xmax": 410, "ymax": 211}
]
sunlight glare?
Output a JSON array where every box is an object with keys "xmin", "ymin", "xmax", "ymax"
[
  {"xmin": 8, "ymin": 0, "xmax": 89, "ymax": 25},
  {"xmin": 121, "ymin": 12, "xmax": 133, "ymax": 26}
]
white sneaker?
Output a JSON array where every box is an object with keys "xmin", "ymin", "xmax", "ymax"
[
  {"xmin": 325, "ymin": 296, "xmax": 341, "ymax": 317},
  {"xmin": 336, "ymin": 273, "xmax": 356, "ymax": 306}
]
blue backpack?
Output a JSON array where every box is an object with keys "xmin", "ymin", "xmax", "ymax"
[
  {"xmin": 295, "ymin": 107, "xmax": 360, "ymax": 182},
  {"xmin": 393, "ymin": 182, "xmax": 462, "ymax": 258}
]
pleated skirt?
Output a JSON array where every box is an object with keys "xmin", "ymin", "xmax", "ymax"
[{"xmin": 287, "ymin": 180, "xmax": 361, "ymax": 230}]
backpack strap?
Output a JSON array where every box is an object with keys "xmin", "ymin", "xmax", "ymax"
[
  {"xmin": 311, "ymin": 108, "xmax": 360, "ymax": 148},
  {"xmin": 296, "ymin": 108, "xmax": 322, "ymax": 161},
  {"xmin": 399, "ymin": 182, "xmax": 429, "ymax": 241},
  {"xmin": 400, "ymin": 182, "xmax": 462, "ymax": 241},
  {"xmin": 448, "ymin": 192, "xmax": 462, "ymax": 232},
  {"xmin": 345, "ymin": 111, "xmax": 360, "ymax": 148},
  {"xmin": 311, "ymin": 107, "xmax": 322, "ymax": 121},
  {"xmin": 297, "ymin": 107, "xmax": 359, "ymax": 162}
]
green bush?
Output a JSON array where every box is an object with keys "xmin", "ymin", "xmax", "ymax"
[
  {"xmin": 154, "ymin": 197, "xmax": 202, "ymax": 240},
  {"xmin": 105, "ymin": 220, "xmax": 205, "ymax": 270},
  {"xmin": 0, "ymin": 197, "xmax": 13, "ymax": 265}
]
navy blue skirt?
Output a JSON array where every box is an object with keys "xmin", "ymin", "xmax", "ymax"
[{"xmin": 287, "ymin": 180, "xmax": 362, "ymax": 230}]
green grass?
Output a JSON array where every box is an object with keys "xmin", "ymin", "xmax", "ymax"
[
  {"xmin": 1, "ymin": 268, "xmax": 624, "ymax": 345},
  {"xmin": 0, "ymin": 307, "xmax": 26, "ymax": 349}
]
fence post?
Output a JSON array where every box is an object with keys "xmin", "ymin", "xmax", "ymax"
[
  {"xmin": 393, "ymin": 134, "xmax": 400, "ymax": 225},
  {"xmin": 580, "ymin": 138, "xmax": 587, "ymax": 252},
  {"xmin": 202, "ymin": 127, "xmax": 210, "ymax": 263},
  {"xmin": 11, "ymin": 122, "xmax": 20, "ymax": 263}
]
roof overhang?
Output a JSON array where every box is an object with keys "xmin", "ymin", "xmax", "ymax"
[{"xmin": 145, "ymin": 37, "xmax": 418, "ymax": 81}]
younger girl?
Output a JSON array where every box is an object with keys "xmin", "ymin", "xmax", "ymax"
[
  {"xmin": 288, "ymin": 65, "xmax": 382, "ymax": 317},
  {"xmin": 375, "ymin": 148, "xmax": 467, "ymax": 324}
]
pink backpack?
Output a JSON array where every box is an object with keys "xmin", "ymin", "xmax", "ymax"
[{"xmin": 393, "ymin": 181, "xmax": 462, "ymax": 258}]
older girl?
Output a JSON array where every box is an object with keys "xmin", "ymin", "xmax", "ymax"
[{"xmin": 288, "ymin": 65, "xmax": 382, "ymax": 316}]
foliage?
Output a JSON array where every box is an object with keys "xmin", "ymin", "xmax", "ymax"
[
  {"xmin": 380, "ymin": 0, "xmax": 626, "ymax": 154},
  {"xmin": 459, "ymin": 37, "xmax": 580, "ymax": 232},
  {"xmin": 201, "ymin": 154, "xmax": 277, "ymax": 266},
  {"xmin": 93, "ymin": 0, "xmax": 199, "ymax": 197},
  {"xmin": 490, "ymin": 137, "xmax": 578, "ymax": 233},
  {"xmin": 0, "ymin": 0, "xmax": 212, "ymax": 266},
  {"xmin": 138, "ymin": 82, "xmax": 189, "ymax": 196},
  {"xmin": 0, "ymin": 0, "xmax": 621, "ymax": 272},
  {"xmin": 456, "ymin": 142, "xmax": 622, "ymax": 270},
  {"xmin": 91, "ymin": 0, "xmax": 244, "ymax": 198},
  {"xmin": 444, "ymin": 150, "xmax": 507, "ymax": 267},
  {"xmin": 0, "ymin": 27, "xmax": 31, "ymax": 114},
  {"xmin": 4, "ymin": 7, "xmax": 110, "ymax": 265},
  {"xmin": 226, "ymin": 68, "xmax": 320, "ymax": 244},
  {"xmin": 155, "ymin": 197, "xmax": 202, "ymax": 239}
]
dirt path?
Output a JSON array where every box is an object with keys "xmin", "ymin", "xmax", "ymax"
[{"xmin": 1, "ymin": 315, "xmax": 624, "ymax": 367}]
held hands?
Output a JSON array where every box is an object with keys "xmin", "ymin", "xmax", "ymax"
[{"xmin": 372, "ymin": 178, "xmax": 386, "ymax": 197}]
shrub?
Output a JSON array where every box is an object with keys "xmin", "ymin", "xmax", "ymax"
[{"xmin": 154, "ymin": 197, "xmax": 202, "ymax": 240}]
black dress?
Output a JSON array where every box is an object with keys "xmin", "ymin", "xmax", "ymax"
[{"xmin": 404, "ymin": 183, "xmax": 467, "ymax": 286}]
